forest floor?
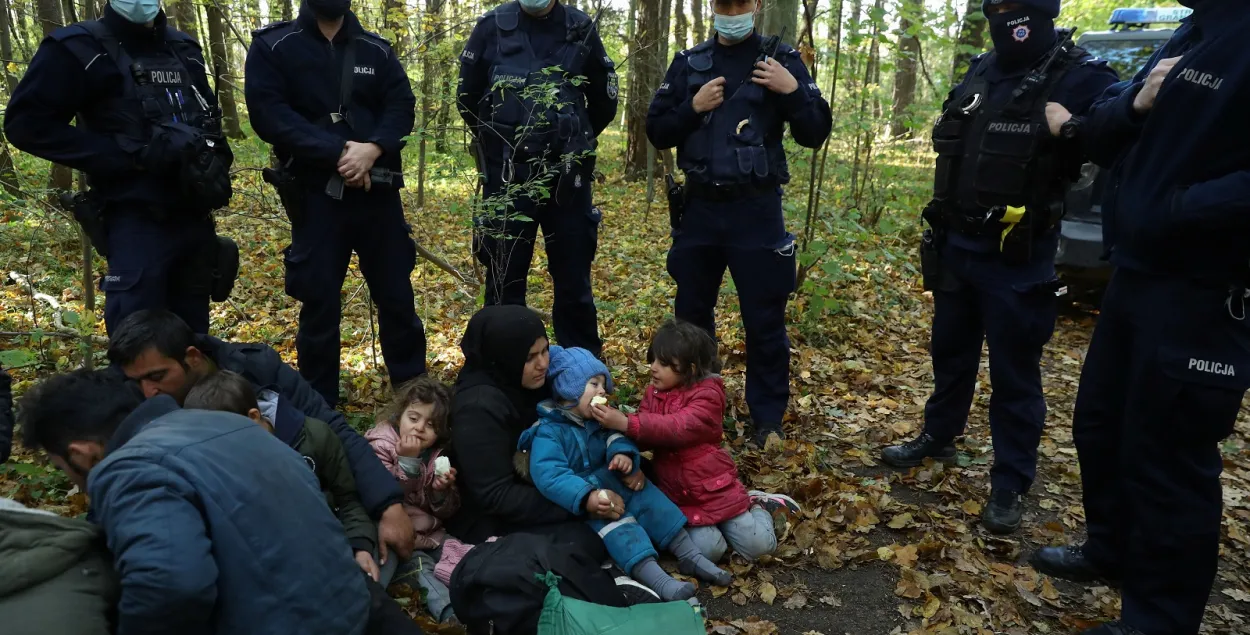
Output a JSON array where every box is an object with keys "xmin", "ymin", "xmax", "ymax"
[{"xmin": 2, "ymin": 137, "xmax": 1249, "ymax": 634}]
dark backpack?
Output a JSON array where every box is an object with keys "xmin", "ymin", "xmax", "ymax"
[{"xmin": 449, "ymin": 532, "xmax": 630, "ymax": 635}]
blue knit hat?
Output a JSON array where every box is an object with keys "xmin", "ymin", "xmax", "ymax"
[
  {"xmin": 983, "ymin": 0, "xmax": 1059, "ymax": 19},
  {"xmin": 548, "ymin": 346, "xmax": 614, "ymax": 402}
]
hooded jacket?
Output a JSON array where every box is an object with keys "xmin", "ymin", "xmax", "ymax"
[
  {"xmin": 0, "ymin": 499, "xmax": 118, "ymax": 635},
  {"xmin": 194, "ymin": 335, "xmax": 402, "ymax": 516},
  {"xmin": 626, "ymin": 376, "xmax": 750, "ymax": 527},
  {"xmin": 365, "ymin": 422, "xmax": 460, "ymax": 551},
  {"xmin": 89, "ymin": 397, "xmax": 369, "ymax": 635},
  {"xmin": 444, "ymin": 306, "xmax": 574, "ymax": 543}
]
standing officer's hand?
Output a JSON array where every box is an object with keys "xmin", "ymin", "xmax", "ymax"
[
  {"xmin": 339, "ymin": 141, "xmax": 383, "ymax": 190},
  {"xmin": 1045, "ymin": 102, "xmax": 1072, "ymax": 137},
  {"xmin": 752, "ymin": 57, "xmax": 798, "ymax": 95},
  {"xmin": 1134, "ymin": 56, "xmax": 1183, "ymax": 115},
  {"xmin": 693, "ymin": 77, "xmax": 727, "ymax": 113}
]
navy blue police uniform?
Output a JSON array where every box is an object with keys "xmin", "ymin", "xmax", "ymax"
[
  {"xmin": 245, "ymin": 6, "xmax": 426, "ymax": 407},
  {"xmin": 1031, "ymin": 3, "xmax": 1250, "ymax": 633},
  {"xmin": 882, "ymin": 0, "xmax": 1118, "ymax": 532},
  {"xmin": 646, "ymin": 32, "xmax": 831, "ymax": 442},
  {"xmin": 457, "ymin": 0, "xmax": 618, "ymax": 357},
  {"xmin": 4, "ymin": 6, "xmax": 233, "ymax": 335}
]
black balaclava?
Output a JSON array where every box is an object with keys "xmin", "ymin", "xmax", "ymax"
[
  {"xmin": 984, "ymin": 0, "xmax": 1059, "ymax": 70},
  {"xmin": 305, "ymin": 0, "xmax": 350, "ymax": 20},
  {"xmin": 456, "ymin": 305, "xmax": 551, "ymax": 419}
]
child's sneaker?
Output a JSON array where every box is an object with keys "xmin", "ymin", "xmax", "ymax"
[{"xmin": 749, "ymin": 490, "xmax": 801, "ymax": 515}]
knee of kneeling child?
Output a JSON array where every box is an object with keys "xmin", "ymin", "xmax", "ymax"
[{"xmin": 732, "ymin": 531, "xmax": 778, "ymax": 561}]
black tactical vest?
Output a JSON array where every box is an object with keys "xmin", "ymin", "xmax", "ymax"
[{"xmin": 931, "ymin": 33, "xmax": 1084, "ymax": 215}]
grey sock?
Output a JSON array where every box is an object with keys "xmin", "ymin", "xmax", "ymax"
[
  {"xmin": 632, "ymin": 558, "xmax": 695, "ymax": 602},
  {"xmin": 670, "ymin": 529, "xmax": 733, "ymax": 586}
]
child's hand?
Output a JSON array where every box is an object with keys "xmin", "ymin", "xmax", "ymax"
[
  {"xmin": 591, "ymin": 404, "xmax": 629, "ymax": 431},
  {"xmin": 621, "ymin": 469, "xmax": 646, "ymax": 492},
  {"xmin": 397, "ymin": 431, "xmax": 425, "ymax": 458},
  {"xmin": 585, "ymin": 488, "xmax": 623, "ymax": 520},
  {"xmin": 609, "ymin": 454, "xmax": 633, "ymax": 474},
  {"xmin": 355, "ymin": 550, "xmax": 380, "ymax": 582},
  {"xmin": 433, "ymin": 467, "xmax": 457, "ymax": 491}
]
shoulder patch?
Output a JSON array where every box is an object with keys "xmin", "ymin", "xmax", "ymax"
[{"xmin": 461, "ymin": 47, "xmax": 478, "ymax": 63}]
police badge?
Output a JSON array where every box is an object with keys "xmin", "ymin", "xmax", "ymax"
[{"xmin": 607, "ymin": 72, "xmax": 619, "ymax": 100}]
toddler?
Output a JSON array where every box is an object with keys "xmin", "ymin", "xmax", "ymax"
[
  {"xmin": 591, "ymin": 320, "xmax": 799, "ymax": 562},
  {"xmin": 519, "ymin": 346, "xmax": 732, "ymax": 601},
  {"xmin": 365, "ymin": 376, "xmax": 459, "ymax": 624}
]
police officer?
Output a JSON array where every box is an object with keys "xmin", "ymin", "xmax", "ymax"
[
  {"xmin": 245, "ymin": 0, "xmax": 426, "ymax": 407},
  {"xmin": 457, "ymin": 0, "xmax": 618, "ymax": 357},
  {"xmin": 879, "ymin": 0, "xmax": 1117, "ymax": 533},
  {"xmin": 1031, "ymin": 2, "xmax": 1248, "ymax": 633},
  {"xmin": 646, "ymin": 0, "xmax": 831, "ymax": 447},
  {"xmin": 4, "ymin": 0, "xmax": 235, "ymax": 335}
]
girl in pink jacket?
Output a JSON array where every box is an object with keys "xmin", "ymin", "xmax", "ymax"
[
  {"xmin": 365, "ymin": 376, "xmax": 459, "ymax": 623},
  {"xmin": 592, "ymin": 320, "xmax": 799, "ymax": 562}
]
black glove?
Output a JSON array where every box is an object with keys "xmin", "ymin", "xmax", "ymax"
[{"xmin": 139, "ymin": 127, "xmax": 181, "ymax": 175}]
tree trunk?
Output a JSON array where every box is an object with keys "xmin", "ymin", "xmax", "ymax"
[
  {"xmin": 0, "ymin": 125, "xmax": 19, "ymax": 196},
  {"xmin": 759, "ymin": 0, "xmax": 798, "ymax": 45},
  {"xmin": 0, "ymin": 0, "xmax": 16, "ymax": 94},
  {"xmin": 624, "ymin": 0, "xmax": 660, "ymax": 180},
  {"xmin": 673, "ymin": 0, "xmax": 686, "ymax": 52},
  {"xmin": 205, "ymin": 4, "xmax": 245, "ymax": 138},
  {"xmin": 169, "ymin": 0, "xmax": 200, "ymax": 42},
  {"xmin": 417, "ymin": 0, "xmax": 445, "ymax": 208},
  {"xmin": 60, "ymin": 0, "xmax": 76, "ymax": 25},
  {"xmin": 36, "ymin": 0, "xmax": 72, "ymax": 198},
  {"xmin": 690, "ymin": 0, "xmax": 703, "ymax": 42},
  {"xmin": 382, "ymin": 0, "xmax": 406, "ymax": 56},
  {"xmin": 82, "ymin": 0, "xmax": 100, "ymax": 20},
  {"xmin": 890, "ymin": 0, "xmax": 920, "ymax": 138},
  {"xmin": 951, "ymin": 0, "xmax": 985, "ymax": 78},
  {"xmin": 282, "ymin": 0, "xmax": 293, "ymax": 21}
]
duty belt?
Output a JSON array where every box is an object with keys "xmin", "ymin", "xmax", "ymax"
[{"xmin": 686, "ymin": 181, "xmax": 776, "ymax": 203}]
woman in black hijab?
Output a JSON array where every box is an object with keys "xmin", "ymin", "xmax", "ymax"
[{"xmin": 445, "ymin": 306, "xmax": 610, "ymax": 554}]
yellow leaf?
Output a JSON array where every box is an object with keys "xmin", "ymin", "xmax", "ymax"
[
  {"xmin": 712, "ymin": 585, "xmax": 729, "ymax": 598},
  {"xmin": 877, "ymin": 546, "xmax": 895, "ymax": 561},
  {"xmin": 1041, "ymin": 577, "xmax": 1060, "ymax": 601},
  {"xmin": 732, "ymin": 592, "xmax": 748, "ymax": 606},
  {"xmin": 921, "ymin": 595, "xmax": 941, "ymax": 618},
  {"xmin": 760, "ymin": 582, "xmax": 777, "ymax": 606},
  {"xmin": 894, "ymin": 543, "xmax": 919, "ymax": 569},
  {"xmin": 888, "ymin": 512, "xmax": 914, "ymax": 529},
  {"xmin": 962, "ymin": 499, "xmax": 982, "ymax": 515}
]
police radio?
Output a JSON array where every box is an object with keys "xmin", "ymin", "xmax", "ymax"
[{"xmin": 1013, "ymin": 28, "xmax": 1077, "ymax": 102}]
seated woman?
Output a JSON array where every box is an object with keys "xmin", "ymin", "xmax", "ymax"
[{"xmin": 444, "ymin": 305, "xmax": 609, "ymax": 561}]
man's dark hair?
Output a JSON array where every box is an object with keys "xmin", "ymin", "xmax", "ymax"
[
  {"xmin": 19, "ymin": 369, "xmax": 143, "ymax": 458},
  {"xmin": 388, "ymin": 375, "xmax": 454, "ymax": 441},
  {"xmin": 107, "ymin": 309, "xmax": 196, "ymax": 367},
  {"xmin": 185, "ymin": 370, "xmax": 258, "ymax": 417},
  {"xmin": 646, "ymin": 320, "xmax": 723, "ymax": 386}
]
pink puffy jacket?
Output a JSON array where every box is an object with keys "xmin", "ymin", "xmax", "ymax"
[{"xmin": 365, "ymin": 423, "xmax": 460, "ymax": 551}]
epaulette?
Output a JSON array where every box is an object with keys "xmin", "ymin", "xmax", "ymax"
[{"xmin": 251, "ymin": 20, "xmax": 291, "ymax": 38}]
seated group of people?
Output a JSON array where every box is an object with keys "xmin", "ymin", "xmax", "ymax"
[{"xmin": 1, "ymin": 305, "xmax": 798, "ymax": 633}]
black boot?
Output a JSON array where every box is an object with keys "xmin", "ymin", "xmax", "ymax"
[
  {"xmin": 981, "ymin": 488, "xmax": 1022, "ymax": 535},
  {"xmin": 881, "ymin": 432, "xmax": 956, "ymax": 467},
  {"xmin": 1029, "ymin": 544, "xmax": 1119, "ymax": 585},
  {"xmin": 751, "ymin": 425, "xmax": 784, "ymax": 450},
  {"xmin": 1080, "ymin": 621, "xmax": 1144, "ymax": 635}
]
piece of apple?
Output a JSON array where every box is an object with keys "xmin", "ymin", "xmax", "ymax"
[{"xmin": 591, "ymin": 395, "xmax": 608, "ymax": 406}]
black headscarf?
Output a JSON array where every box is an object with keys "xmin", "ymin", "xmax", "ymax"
[{"xmin": 455, "ymin": 306, "xmax": 550, "ymax": 416}]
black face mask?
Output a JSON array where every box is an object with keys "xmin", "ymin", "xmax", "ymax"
[
  {"xmin": 988, "ymin": 8, "xmax": 1055, "ymax": 69},
  {"xmin": 307, "ymin": 0, "xmax": 350, "ymax": 19}
]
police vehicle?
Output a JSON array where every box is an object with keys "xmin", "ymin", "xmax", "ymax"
[{"xmin": 1056, "ymin": 7, "xmax": 1191, "ymax": 302}]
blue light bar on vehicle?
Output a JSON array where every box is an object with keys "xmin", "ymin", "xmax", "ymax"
[{"xmin": 1109, "ymin": 7, "xmax": 1193, "ymax": 25}]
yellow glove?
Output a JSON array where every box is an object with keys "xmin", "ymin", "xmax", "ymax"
[{"xmin": 1000, "ymin": 206, "xmax": 1026, "ymax": 252}]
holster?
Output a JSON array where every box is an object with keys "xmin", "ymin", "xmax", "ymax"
[
  {"xmin": 665, "ymin": 173, "xmax": 685, "ymax": 231},
  {"xmin": 920, "ymin": 228, "xmax": 944, "ymax": 292},
  {"xmin": 263, "ymin": 164, "xmax": 305, "ymax": 225},
  {"xmin": 61, "ymin": 191, "xmax": 110, "ymax": 257}
]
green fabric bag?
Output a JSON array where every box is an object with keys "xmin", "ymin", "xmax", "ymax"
[{"xmin": 536, "ymin": 573, "xmax": 707, "ymax": 635}]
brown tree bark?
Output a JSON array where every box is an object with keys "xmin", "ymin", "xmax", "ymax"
[
  {"xmin": 169, "ymin": 0, "xmax": 200, "ymax": 42},
  {"xmin": 0, "ymin": 0, "xmax": 16, "ymax": 94},
  {"xmin": 205, "ymin": 3, "xmax": 245, "ymax": 138},
  {"xmin": 951, "ymin": 0, "xmax": 985, "ymax": 78},
  {"xmin": 890, "ymin": 0, "xmax": 920, "ymax": 138},
  {"xmin": 624, "ymin": 0, "xmax": 660, "ymax": 180},
  {"xmin": 282, "ymin": 0, "xmax": 293, "ymax": 21},
  {"xmin": 417, "ymin": 0, "xmax": 446, "ymax": 208},
  {"xmin": 673, "ymin": 0, "xmax": 687, "ymax": 52},
  {"xmin": 759, "ymin": 0, "xmax": 797, "ymax": 45},
  {"xmin": 690, "ymin": 0, "xmax": 704, "ymax": 42},
  {"xmin": 36, "ymin": 0, "xmax": 72, "ymax": 198}
]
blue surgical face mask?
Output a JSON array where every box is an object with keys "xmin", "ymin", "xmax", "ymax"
[
  {"xmin": 714, "ymin": 11, "xmax": 755, "ymax": 42},
  {"xmin": 519, "ymin": 0, "xmax": 553, "ymax": 13},
  {"xmin": 111, "ymin": 0, "xmax": 161, "ymax": 24}
]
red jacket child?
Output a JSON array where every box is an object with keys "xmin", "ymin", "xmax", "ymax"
[{"xmin": 626, "ymin": 376, "xmax": 750, "ymax": 527}]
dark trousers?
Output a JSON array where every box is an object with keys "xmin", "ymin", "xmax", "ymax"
[
  {"xmin": 101, "ymin": 209, "xmax": 216, "ymax": 335},
  {"xmin": 474, "ymin": 165, "xmax": 602, "ymax": 356},
  {"xmin": 1074, "ymin": 268, "xmax": 1245, "ymax": 635},
  {"xmin": 923, "ymin": 244, "xmax": 1058, "ymax": 494},
  {"xmin": 667, "ymin": 191, "xmax": 796, "ymax": 428},
  {"xmin": 284, "ymin": 186, "xmax": 427, "ymax": 407}
]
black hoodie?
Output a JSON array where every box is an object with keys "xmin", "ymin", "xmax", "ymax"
[{"xmin": 445, "ymin": 306, "xmax": 573, "ymax": 542}]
